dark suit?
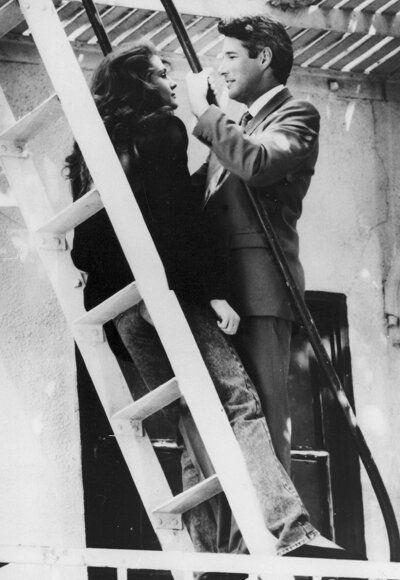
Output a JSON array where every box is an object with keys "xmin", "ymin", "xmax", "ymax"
[{"xmin": 193, "ymin": 87, "xmax": 320, "ymax": 471}]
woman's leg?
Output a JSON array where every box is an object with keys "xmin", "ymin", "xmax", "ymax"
[{"xmin": 114, "ymin": 303, "xmax": 218, "ymax": 551}]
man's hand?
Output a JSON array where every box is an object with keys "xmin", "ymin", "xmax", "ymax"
[
  {"xmin": 210, "ymin": 299, "xmax": 240, "ymax": 335},
  {"xmin": 186, "ymin": 70, "xmax": 215, "ymax": 118}
]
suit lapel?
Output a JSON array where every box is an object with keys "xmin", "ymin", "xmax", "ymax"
[
  {"xmin": 204, "ymin": 88, "xmax": 293, "ymax": 205},
  {"xmin": 246, "ymin": 87, "xmax": 292, "ymax": 135}
]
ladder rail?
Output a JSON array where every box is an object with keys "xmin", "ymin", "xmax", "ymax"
[
  {"xmin": 0, "ymin": 89, "xmax": 194, "ymax": 567},
  {"xmin": 12, "ymin": 0, "xmax": 281, "ymax": 562}
]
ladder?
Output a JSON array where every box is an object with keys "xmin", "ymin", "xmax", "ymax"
[{"xmin": 0, "ymin": 0, "xmax": 282, "ymax": 577}]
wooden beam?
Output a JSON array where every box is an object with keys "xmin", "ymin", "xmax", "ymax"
[
  {"xmin": 112, "ymin": 378, "xmax": 181, "ymax": 422},
  {"xmin": 153, "ymin": 474, "xmax": 222, "ymax": 514},
  {"xmin": 76, "ymin": 0, "xmax": 400, "ymax": 38},
  {"xmin": 1, "ymin": 545, "xmax": 400, "ymax": 578},
  {"xmin": 279, "ymin": 5, "xmax": 400, "ymax": 38},
  {"xmin": 0, "ymin": 0, "xmax": 25, "ymax": 38}
]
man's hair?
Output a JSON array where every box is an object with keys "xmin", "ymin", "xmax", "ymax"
[{"xmin": 218, "ymin": 16, "xmax": 293, "ymax": 84}]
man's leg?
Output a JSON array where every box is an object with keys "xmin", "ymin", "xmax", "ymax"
[{"xmin": 233, "ymin": 316, "xmax": 292, "ymax": 474}]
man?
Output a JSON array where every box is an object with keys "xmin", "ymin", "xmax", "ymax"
[{"xmin": 186, "ymin": 15, "xmax": 319, "ymax": 475}]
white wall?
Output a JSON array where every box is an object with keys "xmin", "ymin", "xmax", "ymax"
[
  {"xmin": 1, "ymin": 37, "xmax": 400, "ymax": 566},
  {"xmin": 295, "ymin": 75, "xmax": 400, "ymax": 560},
  {"xmin": 0, "ymin": 41, "xmax": 86, "ymax": 580}
]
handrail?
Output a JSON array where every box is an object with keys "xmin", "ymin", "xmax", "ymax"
[
  {"xmin": 81, "ymin": 0, "xmax": 112, "ymax": 55},
  {"xmin": 81, "ymin": 0, "xmax": 400, "ymax": 562},
  {"xmin": 0, "ymin": 546, "xmax": 400, "ymax": 578},
  {"xmin": 245, "ymin": 186, "xmax": 400, "ymax": 560}
]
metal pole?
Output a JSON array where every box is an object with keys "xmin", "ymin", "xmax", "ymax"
[
  {"xmin": 82, "ymin": 0, "xmax": 112, "ymax": 56},
  {"xmin": 158, "ymin": 0, "xmax": 400, "ymax": 562},
  {"xmin": 245, "ymin": 184, "xmax": 400, "ymax": 561},
  {"xmin": 159, "ymin": 0, "xmax": 218, "ymax": 105}
]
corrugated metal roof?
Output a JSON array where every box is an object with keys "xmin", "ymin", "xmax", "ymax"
[{"xmin": 3, "ymin": 0, "xmax": 400, "ymax": 79}]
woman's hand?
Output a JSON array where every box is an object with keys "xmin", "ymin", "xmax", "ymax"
[{"xmin": 210, "ymin": 299, "xmax": 240, "ymax": 335}]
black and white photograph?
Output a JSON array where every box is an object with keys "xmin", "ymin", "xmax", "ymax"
[{"xmin": 0, "ymin": 1, "xmax": 399, "ymax": 579}]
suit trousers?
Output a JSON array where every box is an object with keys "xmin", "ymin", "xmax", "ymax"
[
  {"xmin": 233, "ymin": 316, "xmax": 292, "ymax": 474},
  {"xmin": 114, "ymin": 300, "xmax": 317, "ymax": 555}
]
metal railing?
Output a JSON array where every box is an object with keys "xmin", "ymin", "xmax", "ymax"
[{"xmin": 1, "ymin": 546, "xmax": 400, "ymax": 579}]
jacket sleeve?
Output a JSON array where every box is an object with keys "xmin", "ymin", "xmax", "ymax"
[
  {"xmin": 132, "ymin": 114, "xmax": 229, "ymax": 303},
  {"xmin": 193, "ymin": 102, "xmax": 320, "ymax": 187},
  {"xmin": 190, "ymin": 157, "xmax": 209, "ymax": 207}
]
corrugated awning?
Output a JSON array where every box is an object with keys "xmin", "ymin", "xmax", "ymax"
[{"xmin": 1, "ymin": 0, "xmax": 400, "ymax": 79}]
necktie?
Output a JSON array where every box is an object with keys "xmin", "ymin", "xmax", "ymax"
[
  {"xmin": 204, "ymin": 112, "xmax": 253, "ymax": 205},
  {"xmin": 240, "ymin": 110, "xmax": 253, "ymax": 129}
]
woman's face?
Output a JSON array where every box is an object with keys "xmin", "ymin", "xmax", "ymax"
[{"xmin": 149, "ymin": 55, "xmax": 177, "ymax": 109}]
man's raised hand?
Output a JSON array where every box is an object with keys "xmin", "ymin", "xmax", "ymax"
[{"xmin": 186, "ymin": 69, "xmax": 216, "ymax": 118}]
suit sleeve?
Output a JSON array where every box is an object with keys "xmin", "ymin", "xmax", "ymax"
[
  {"xmin": 190, "ymin": 158, "xmax": 210, "ymax": 208},
  {"xmin": 193, "ymin": 102, "xmax": 320, "ymax": 187}
]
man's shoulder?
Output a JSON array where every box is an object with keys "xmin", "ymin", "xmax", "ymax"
[
  {"xmin": 275, "ymin": 96, "xmax": 320, "ymax": 120},
  {"xmin": 255, "ymin": 95, "xmax": 320, "ymax": 133}
]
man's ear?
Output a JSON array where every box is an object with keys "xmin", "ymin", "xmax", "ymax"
[{"xmin": 259, "ymin": 47, "xmax": 273, "ymax": 70}]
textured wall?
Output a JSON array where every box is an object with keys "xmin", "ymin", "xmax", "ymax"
[
  {"xmin": 296, "ymin": 79, "xmax": 400, "ymax": 560},
  {"xmin": 1, "ymin": 37, "xmax": 400, "ymax": 568},
  {"xmin": 0, "ymin": 43, "xmax": 86, "ymax": 580}
]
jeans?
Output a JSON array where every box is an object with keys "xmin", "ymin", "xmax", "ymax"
[
  {"xmin": 233, "ymin": 316, "xmax": 293, "ymax": 474},
  {"xmin": 114, "ymin": 300, "xmax": 318, "ymax": 555}
]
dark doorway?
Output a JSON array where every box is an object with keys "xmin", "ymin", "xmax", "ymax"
[
  {"xmin": 76, "ymin": 291, "xmax": 365, "ymax": 579},
  {"xmin": 289, "ymin": 291, "xmax": 365, "ymax": 556},
  {"xmin": 75, "ymin": 323, "xmax": 179, "ymax": 580}
]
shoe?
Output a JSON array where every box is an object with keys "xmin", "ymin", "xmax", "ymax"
[
  {"xmin": 285, "ymin": 543, "xmax": 360, "ymax": 560},
  {"xmin": 307, "ymin": 535, "xmax": 344, "ymax": 550}
]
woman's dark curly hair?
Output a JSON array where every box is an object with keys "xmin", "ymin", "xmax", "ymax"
[{"xmin": 65, "ymin": 40, "xmax": 170, "ymax": 199}]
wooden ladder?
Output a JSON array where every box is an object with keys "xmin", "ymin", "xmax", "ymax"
[{"xmin": 0, "ymin": 1, "xmax": 284, "ymax": 578}]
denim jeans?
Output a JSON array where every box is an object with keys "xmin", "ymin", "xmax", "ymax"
[{"xmin": 114, "ymin": 300, "xmax": 318, "ymax": 555}]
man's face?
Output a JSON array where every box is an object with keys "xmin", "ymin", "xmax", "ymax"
[{"xmin": 218, "ymin": 36, "xmax": 265, "ymax": 106}]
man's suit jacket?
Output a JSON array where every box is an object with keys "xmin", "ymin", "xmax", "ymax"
[{"xmin": 193, "ymin": 87, "xmax": 320, "ymax": 321}]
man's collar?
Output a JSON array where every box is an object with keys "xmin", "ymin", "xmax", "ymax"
[{"xmin": 248, "ymin": 84, "xmax": 285, "ymax": 118}]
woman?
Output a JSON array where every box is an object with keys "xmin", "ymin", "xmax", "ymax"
[{"xmin": 66, "ymin": 41, "xmax": 319, "ymax": 558}]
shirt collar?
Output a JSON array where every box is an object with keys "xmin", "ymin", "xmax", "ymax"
[{"xmin": 248, "ymin": 84, "xmax": 285, "ymax": 118}]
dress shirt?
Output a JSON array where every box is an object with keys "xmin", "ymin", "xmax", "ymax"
[{"xmin": 247, "ymin": 84, "xmax": 285, "ymax": 118}]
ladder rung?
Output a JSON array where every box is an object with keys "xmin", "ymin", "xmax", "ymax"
[
  {"xmin": 73, "ymin": 282, "xmax": 141, "ymax": 326},
  {"xmin": 0, "ymin": 94, "xmax": 62, "ymax": 142},
  {"xmin": 153, "ymin": 474, "xmax": 222, "ymax": 515},
  {"xmin": 112, "ymin": 378, "xmax": 181, "ymax": 422},
  {"xmin": 36, "ymin": 188, "xmax": 103, "ymax": 234}
]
